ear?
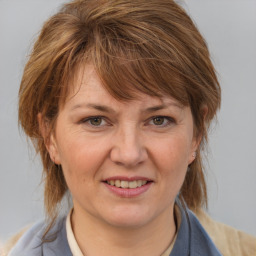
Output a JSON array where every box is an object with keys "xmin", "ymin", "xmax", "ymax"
[
  {"xmin": 188, "ymin": 137, "xmax": 200, "ymax": 165},
  {"xmin": 188, "ymin": 105, "xmax": 208, "ymax": 165},
  {"xmin": 37, "ymin": 113, "xmax": 61, "ymax": 165}
]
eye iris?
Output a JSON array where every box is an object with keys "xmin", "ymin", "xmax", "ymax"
[
  {"xmin": 153, "ymin": 117, "xmax": 164, "ymax": 125},
  {"xmin": 90, "ymin": 117, "xmax": 102, "ymax": 126}
]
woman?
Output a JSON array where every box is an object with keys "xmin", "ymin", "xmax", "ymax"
[{"xmin": 5, "ymin": 0, "xmax": 256, "ymax": 255}]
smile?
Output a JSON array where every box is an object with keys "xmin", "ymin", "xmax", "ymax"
[{"xmin": 106, "ymin": 180, "xmax": 148, "ymax": 189}]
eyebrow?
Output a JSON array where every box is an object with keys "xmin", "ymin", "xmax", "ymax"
[
  {"xmin": 71, "ymin": 103, "xmax": 116, "ymax": 113},
  {"xmin": 71, "ymin": 102, "xmax": 183, "ymax": 113},
  {"xmin": 143, "ymin": 102, "xmax": 183, "ymax": 113}
]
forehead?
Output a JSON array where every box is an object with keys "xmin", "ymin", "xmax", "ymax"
[{"xmin": 64, "ymin": 64, "xmax": 184, "ymax": 110}]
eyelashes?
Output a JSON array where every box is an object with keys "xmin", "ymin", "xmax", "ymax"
[
  {"xmin": 86, "ymin": 117, "xmax": 105, "ymax": 126},
  {"xmin": 80, "ymin": 116, "xmax": 108, "ymax": 127},
  {"xmin": 148, "ymin": 116, "xmax": 175, "ymax": 127},
  {"xmin": 80, "ymin": 115, "xmax": 176, "ymax": 128}
]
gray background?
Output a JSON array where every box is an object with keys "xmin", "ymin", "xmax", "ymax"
[{"xmin": 0, "ymin": 0, "xmax": 256, "ymax": 244}]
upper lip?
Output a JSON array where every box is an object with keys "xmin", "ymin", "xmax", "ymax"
[{"xmin": 103, "ymin": 176, "xmax": 153, "ymax": 182}]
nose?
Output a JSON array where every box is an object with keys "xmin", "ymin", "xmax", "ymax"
[{"xmin": 110, "ymin": 126, "xmax": 148, "ymax": 168}]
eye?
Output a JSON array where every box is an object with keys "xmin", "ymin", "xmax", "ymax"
[
  {"xmin": 148, "ymin": 116, "xmax": 174, "ymax": 127},
  {"xmin": 81, "ymin": 116, "xmax": 108, "ymax": 127},
  {"xmin": 89, "ymin": 117, "xmax": 104, "ymax": 126},
  {"xmin": 152, "ymin": 116, "xmax": 165, "ymax": 125}
]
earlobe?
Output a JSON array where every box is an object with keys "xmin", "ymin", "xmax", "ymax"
[
  {"xmin": 201, "ymin": 105, "xmax": 208, "ymax": 120},
  {"xmin": 188, "ymin": 105, "xmax": 208, "ymax": 165},
  {"xmin": 188, "ymin": 149, "xmax": 197, "ymax": 165},
  {"xmin": 187, "ymin": 105, "xmax": 207, "ymax": 165},
  {"xmin": 188, "ymin": 135, "xmax": 200, "ymax": 165},
  {"xmin": 37, "ymin": 113, "xmax": 61, "ymax": 165},
  {"xmin": 48, "ymin": 133, "xmax": 61, "ymax": 165}
]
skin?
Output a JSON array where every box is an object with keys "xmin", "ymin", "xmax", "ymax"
[{"xmin": 44, "ymin": 65, "xmax": 199, "ymax": 256}]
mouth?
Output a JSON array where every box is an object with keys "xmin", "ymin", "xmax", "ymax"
[
  {"xmin": 104, "ymin": 179, "xmax": 151, "ymax": 189},
  {"xmin": 103, "ymin": 177, "xmax": 153, "ymax": 197}
]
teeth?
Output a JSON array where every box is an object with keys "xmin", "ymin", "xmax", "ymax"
[
  {"xmin": 137, "ymin": 180, "xmax": 142, "ymax": 187},
  {"xmin": 115, "ymin": 180, "xmax": 121, "ymax": 187},
  {"xmin": 107, "ymin": 180, "xmax": 149, "ymax": 189},
  {"xmin": 120, "ymin": 181, "xmax": 128, "ymax": 188},
  {"xmin": 128, "ymin": 181, "xmax": 137, "ymax": 189}
]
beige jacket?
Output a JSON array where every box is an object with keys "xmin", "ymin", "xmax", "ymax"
[
  {"xmin": 2, "ymin": 211, "xmax": 256, "ymax": 256},
  {"xmin": 195, "ymin": 209, "xmax": 256, "ymax": 256}
]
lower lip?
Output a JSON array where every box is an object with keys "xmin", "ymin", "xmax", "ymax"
[{"xmin": 103, "ymin": 182, "xmax": 152, "ymax": 198}]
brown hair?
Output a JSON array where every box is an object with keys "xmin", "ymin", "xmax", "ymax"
[{"xmin": 19, "ymin": 0, "xmax": 221, "ymax": 230}]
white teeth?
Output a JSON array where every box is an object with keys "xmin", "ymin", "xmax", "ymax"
[
  {"xmin": 137, "ymin": 180, "xmax": 142, "ymax": 187},
  {"xmin": 128, "ymin": 181, "xmax": 137, "ymax": 189},
  {"xmin": 115, "ymin": 180, "xmax": 121, "ymax": 187},
  {"xmin": 121, "ymin": 181, "xmax": 128, "ymax": 188},
  {"xmin": 142, "ymin": 180, "xmax": 147, "ymax": 185},
  {"xmin": 107, "ymin": 180, "xmax": 149, "ymax": 188}
]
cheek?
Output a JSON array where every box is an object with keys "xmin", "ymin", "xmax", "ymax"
[
  {"xmin": 58, "ymin": 144, "xmax": 100, "ymax": 201},
  {"xmin": 151, "ymin": 135, "xmax": 192, "ymax": 190},
  {"xmin": 153, "ymin": 135, "xmax": 192, "ymax": 169},
  {"xmin": 56, "ymin": 134, "xmax": 109, "ymax": 184}
]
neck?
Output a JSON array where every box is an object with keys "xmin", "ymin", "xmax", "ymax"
[{"xmin": 71, "ymin": 203, "xmax": 176, "ymax": 256}]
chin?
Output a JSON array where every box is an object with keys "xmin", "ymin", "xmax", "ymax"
[
  {"xmin": 108, "ymin": 216, "xmax": 150, "ymax": 229},
  {"xmin": 102, "ymin": 206, "xmax": 154, "ymax": 229}
]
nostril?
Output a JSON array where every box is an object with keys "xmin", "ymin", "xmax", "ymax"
[{"xmin": 110, "ymin": 147, "xmax": 147, "ymax": 168}]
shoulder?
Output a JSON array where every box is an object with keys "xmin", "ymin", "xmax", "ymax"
[
  {"xmin": 1, "ymin": 225, "xmax": 30, "ymax": 256},
  {"xmin": 195, "ymin": 209, "xmax": 256, "ymax": 256},
  {"xmin": 172, "ymin": 200, "xmax": 222, "ymax": 256},
  {"xmin": 4, "ymin": 216, "xmax": 70, "ymax": 256},
  {"xmin": 3, "ymin": 220, "xmax": 46, "ymax": 256}
]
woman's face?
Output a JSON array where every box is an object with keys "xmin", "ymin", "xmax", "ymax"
[{"xmin": 48, "ymin": 65, "xmax": 198, "ymax": 228}]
